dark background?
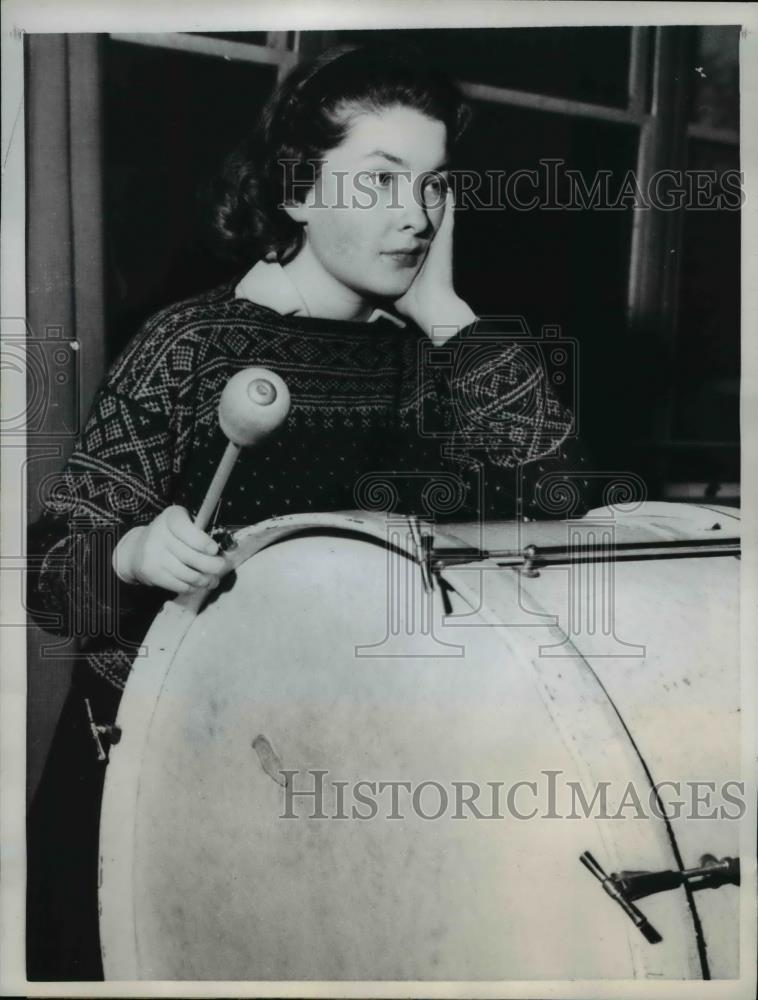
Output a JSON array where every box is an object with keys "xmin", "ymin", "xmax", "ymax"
[{"xmin": 99, "ymin": 26, "xmax": 740, "ymax": 498}]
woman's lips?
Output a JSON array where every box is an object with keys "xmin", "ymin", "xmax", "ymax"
[{"xmin": 383, "ymin": 250, "xmax": 422, "ymax": 268}]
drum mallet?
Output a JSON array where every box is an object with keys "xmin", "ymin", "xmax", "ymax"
[{"xmin": 194, "ymin": 367, "xmax": 291, "ymax": 532}]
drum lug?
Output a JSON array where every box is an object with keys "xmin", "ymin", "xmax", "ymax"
[
  {"xmin": 210, "ymin": 527, "xmax": 238, "ymax": 553},
  {"xmin": 612, "ymin": 854, "xmax": 740, "ymax": 901},
  {"xmin": 520, "ymin": 544, "xmax": 541, "ymax": 577},
  {"xmin": 580, "ymin": 850, "xmax": 740, "ymax": 944},
  {"xmin": 580, "ymin": 851, "xmax": 662, "ymax": 944},
  {"xmin": 84, "ymin": 697, "xmax": 122, "ymax": 762},
  {"xmin": 407, "ymin": 515, "xmax": 438, "ymax": 594}
]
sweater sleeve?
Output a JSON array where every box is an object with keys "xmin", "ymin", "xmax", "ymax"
[
  {"xmin": 417, "ymin": 317, "xmax": 600, "ymax": 521},
  {"xmin": 26, "ymin": 318, "xmax": 186, "ymax": 639}
]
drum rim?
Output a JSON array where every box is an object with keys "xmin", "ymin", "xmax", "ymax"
[{"xmin": 98, "ymin": 509, "xmax": 708, "ymax": 981}]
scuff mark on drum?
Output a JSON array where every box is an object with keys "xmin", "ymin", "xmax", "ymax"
[{"xmin": 252, "ymin": 734, "xmax": 288, "ymax": 787}]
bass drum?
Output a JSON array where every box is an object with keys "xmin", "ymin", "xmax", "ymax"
[{"xmin": 99, "ymin": 503, "xmax": 740, "ymax": 981}]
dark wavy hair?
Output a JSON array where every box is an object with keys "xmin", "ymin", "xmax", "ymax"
[{"xmin": 211, "ymin": 41, "xmax": 473, "ymax": 267}]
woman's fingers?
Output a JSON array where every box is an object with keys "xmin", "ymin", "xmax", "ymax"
[
  {"xmin": 129, "ymin": 507, "xmax": 226, "ymax": 590},
  {"xmin": 160, "ymin": 504, "xmax": 227, "ymax": 578},
  {"xmin": 438, "ymin": 190, "xmax": 456, "ymax": 256},
  {"xmin": 165, "ymin": 535, "xmax": 228, "ymax": 576},
  {"xmin": 165, "ymin": 505, "xmax": 220, "ymax": 554},
  {"xmin": 154, "ymin": 572, "xmax": 193, "ymax": 594},
  {"xmin": 162, "ymin": 551, "xmax": 219, "ymax": 588},
  {"xmin": 134, "ymin": 557, "xmax": 193, "ymax": 593},
  {"xmin": 425, "ymin": 188, "xmax": 455, "ymax": 280},
  {"xmin": 442, "ymin": 186, "xmax": 456, "ymax": 224},
  {"xmin": 157, "ymin": 569, "xmax": 219, "ymax": 594}
]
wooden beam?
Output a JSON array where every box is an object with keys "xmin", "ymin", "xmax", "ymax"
[
  {"xmin": 266, "ymin": 31, "xmax": 290, "ymax": 51},
  {"xmin": 626, "ymin": 26, "xmax": 696, "ymax": 462},
  {"xmin": 627, "ymin": 26, "xmax": 651, "ymax": 116},
  {"xmin": 109, "ymin": 32, "xmax": 297, "ymax": 71},
  {"xmin": 687, "ymin": 123, "xmax": 739, "ymax": 146},
  {"xmin": 626, "ymin": 27, "xmax": 693, "ymax": 333},
  {"xmin": 459, "ymin": 79, "xmax": 645, "ymax": 126},
  {"xmin": 67, "ymin": 35, "xmax": 106, "ymax": 433}
]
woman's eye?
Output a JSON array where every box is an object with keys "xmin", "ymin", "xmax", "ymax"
[
  {"xmin": 423, "ymin": 175, "xmax": 449, "ymax": 200},
  {"xmin": 367, "ymin": 171, "xmax": 394, "ymax": 188}
]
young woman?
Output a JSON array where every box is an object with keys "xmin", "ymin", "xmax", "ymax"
[{"xmin": 26, "ymin": 41, "xmax": 594, "ymax": 980}]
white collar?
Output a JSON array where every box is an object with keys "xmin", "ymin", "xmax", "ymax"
[{"xmin": 234, "ymin": 259, "xmax": 407, "ymax": 329}]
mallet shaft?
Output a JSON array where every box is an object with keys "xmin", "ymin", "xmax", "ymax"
[{"xmin": 194, "ymin": 440, "xmax": 241, "ymax": 532}]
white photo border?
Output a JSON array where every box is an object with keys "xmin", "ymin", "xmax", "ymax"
[{"xmin": 2, "ymin": 2, "xmax": 756, "ymax": 998}]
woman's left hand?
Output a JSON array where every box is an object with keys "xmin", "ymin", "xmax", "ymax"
[{"xmin": 393, "ymin": 188, "xmax": 477, "ymax": 342}]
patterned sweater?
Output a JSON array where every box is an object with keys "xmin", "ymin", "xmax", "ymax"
[{"xmin": 27, "ymin": 278, "xmax": 594, "ymax": 690}]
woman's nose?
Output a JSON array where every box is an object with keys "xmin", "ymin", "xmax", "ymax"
[{"xmin": 397, "ymin": 177, "xmax": 432, "ymax": 233}]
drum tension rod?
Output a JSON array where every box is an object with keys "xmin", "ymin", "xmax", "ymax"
[
  {"xmin": 610, "ymin": 854, "xmax": 740, "ymax": 901},
  {"xmin": 580, "ymin": 851, "xmax": 740, "ymax": 944},
  {"xmin": 430, "ymin": 537, "xmax": 741, "ymax": 574}
]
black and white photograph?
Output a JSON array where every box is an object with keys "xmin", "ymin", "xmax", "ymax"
[{"xmin": 1, "ymin": 1, "xmax": 756, "ymax": 995}]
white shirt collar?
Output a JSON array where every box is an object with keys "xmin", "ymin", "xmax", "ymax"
[{"xmin": 234, "ymin": 259, "xmax": 407, "ymax": 329}]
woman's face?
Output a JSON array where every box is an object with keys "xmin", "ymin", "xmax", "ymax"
[{"xmin": 284, "ymin": 105, "xmax": 450, "ymax": 306}]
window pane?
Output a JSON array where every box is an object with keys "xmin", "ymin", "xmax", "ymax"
[
  {"xmin": 103, "ymin": 39, "xmax": 278, "ymax": 361},
  {"xmin": 672, "ymin": 139, "xmax": 740, "ymax": 457},
  {"xmin": 331, "ymin": 27, "xmax": 632, "ymax": 107},
  {"xmin": 689, "ymin": 25, "xmax": 740, "ymax": 130},
  {"xmin": 449, "ymin": 100, "xmax": 639, "ymax": 467}
]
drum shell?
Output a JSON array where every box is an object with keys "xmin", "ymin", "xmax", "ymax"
[{"xmin": 99, "ymin": 508, "xmax": 740, "ymax": 981}]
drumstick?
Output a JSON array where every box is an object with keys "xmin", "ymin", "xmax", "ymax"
[{"xmin": 194, "ymin": 367, "xmax": 291, "ymax": 532}]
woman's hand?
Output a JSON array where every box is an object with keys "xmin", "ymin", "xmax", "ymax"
[
  {"xmin": 114, "ymin": 505, "xmax": 229, "ymax": 593},
  {"xmin": 393, "ymin": 188, "xmax": 477, "ymax": 342}
]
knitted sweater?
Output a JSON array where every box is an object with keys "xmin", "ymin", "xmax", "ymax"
[{"xmin": 27, "ymin": 278, "xmax": 593, "ymax": 690}]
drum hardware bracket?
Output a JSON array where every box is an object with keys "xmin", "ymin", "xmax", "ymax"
[
  {"xmin": 84, "ymin": 697, "xmax": 121, "ymax": 762},
  {"xmin": 611, "ymin": 854, "xmax": 740, "ymax": 901},
  {"xmin": 580, "ymin": 851, "xmax": 740, "ymax": 945},
  {"xmin": 579, "ymin": 851, "xmax": 663, "ymax": 944},
  {"xmin": 210, "ymin": 526, "xmax": 239, "ymax": 553},
  {"xmin": 407, "ymin": 516, "xmax": 438, "ymax": 594},
  {"xmin": 521, "ymin": 544, "xmax": 540, "ymax": 577}
]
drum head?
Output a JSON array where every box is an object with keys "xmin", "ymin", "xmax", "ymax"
[{"xmin": 100, "ymin": 516, "xmax": 719, "ymax": 981}]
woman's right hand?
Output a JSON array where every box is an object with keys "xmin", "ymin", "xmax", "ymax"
[{"xmin": 114, "ymin": 505, "xmax": 229, "ymax": 593}]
